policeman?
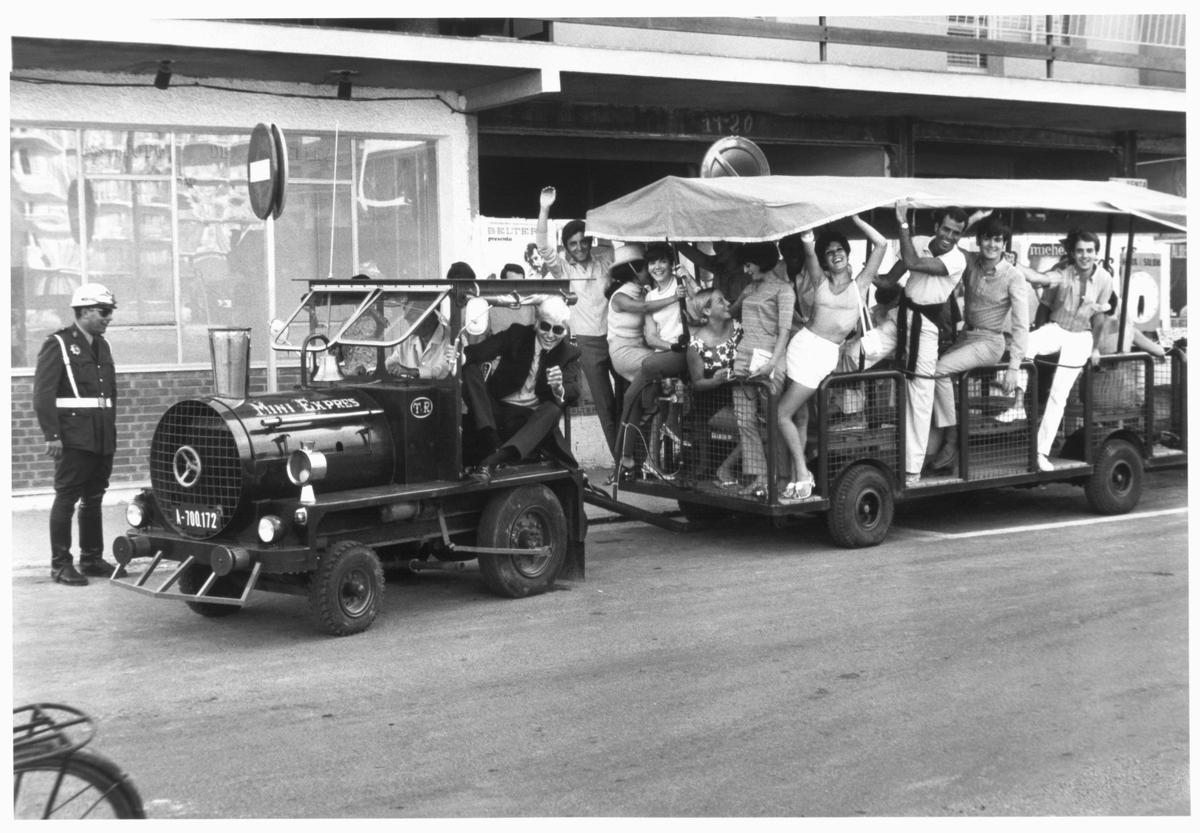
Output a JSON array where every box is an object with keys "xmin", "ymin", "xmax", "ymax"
[{"xmin": 33, "ymin": 283, "xmax": 125, "ymax": 585}]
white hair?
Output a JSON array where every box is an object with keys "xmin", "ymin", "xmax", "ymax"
[{"xmin": 538, "ymin": 295, "xmax": 571, "ymax": 327}]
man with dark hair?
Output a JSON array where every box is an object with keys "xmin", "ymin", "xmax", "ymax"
[
  {"xmin": 446, "ymin": 261, "xmax": 476, "ymax": 281},
  {"xmin": 927, "ymin": 215, "xmax": 1030, "ymax": 473},
  {"xmin": 880, "ymin": 201, "xmax": 968, "ymax": 485},
  {"xmin": 461, "ymin": 296, "xmax": 581, "ymax": 482},
  {"xmin": 1012, "ymin": 228, "xmax": 1115, "ymax": 471},
  {"xmin": 536, "ymin": 186, "xmax": 621, "ymax": 456},
  {"xmin": 33, "ymin": 283, "xmax": 125, "ymax": 585},
  {"xmin": 490, "ymin": 262, "xmax": 533, "ymax": 330}
]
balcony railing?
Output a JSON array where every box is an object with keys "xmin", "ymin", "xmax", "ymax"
[{"xmin": 554, "ymin": 16, "xmax": 1185, "ymax": 80}]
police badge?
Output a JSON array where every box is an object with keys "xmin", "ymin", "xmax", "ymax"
[{"xmin": 69, "ymin": 344, "xmax": 81, "ymax": 356}]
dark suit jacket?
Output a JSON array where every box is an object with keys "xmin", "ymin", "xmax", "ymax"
[
  {"xmin": 33, "ymin": 324, "xmax": 118, "ymax": 455},
  {"xmin": 464, "ymin": 324, "xmax": 581, "ymax": 407}
]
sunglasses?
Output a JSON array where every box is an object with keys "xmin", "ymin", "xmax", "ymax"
[
  {"xmin": 89, "ymin": 308, "xmax": 114, "ymax": 317},
  {"xmin": 537, "ymin": 320, "xmax": 566, "ymax": 335}
]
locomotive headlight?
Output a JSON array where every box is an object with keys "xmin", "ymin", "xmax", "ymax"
[
  {"xmin": 125, "ymin": 499, "xmax": 149, "ymax": 529},
  {"xmin": 286, "ymin": 444, "xmax": 328, "ymax": 486},
  {"xmin": 257, "ymin": 515, "xmax": 286, "ymax": 544}
]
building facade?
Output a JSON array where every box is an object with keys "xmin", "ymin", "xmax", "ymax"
[{"xmin": 9, "ymin": 16, "xmax": 1187, "ymax": 491}]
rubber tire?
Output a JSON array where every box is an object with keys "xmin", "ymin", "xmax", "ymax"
[
  {"xmin": 178, "ymin": 564, "xmax": 245, "ymax": 618},
  {"xmin": 827, "ymin": 464, "xmax": 894, "ymax": 548},
  {"xmin": 1084, "ymin": 438, "xmax": 1144, "ymax": 515},
  {"xmin": 309, "ymin": 541, "xmax": 384, "ymax": 636},
  {"xmin": 14, "ymin": 749, "xmax": 146, "ymax": 819},
  {"xmin": 477, "ymin": 485, "xmax": 567, "ymax": 598}
]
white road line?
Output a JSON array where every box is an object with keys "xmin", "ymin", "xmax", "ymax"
[{"xmin": 902, "ymin": 507, "xmax": 1189, "ymax": 540}]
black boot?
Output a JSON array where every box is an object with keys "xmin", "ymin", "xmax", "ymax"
[
  {"xmin": 79, "ymin": 555, "xmax": 125, "ymax": 578},
  {"xmin": 51, "ymin": 560, "xmax": 88, "ymax": 586},
  {"xmin": 50, "ymin": 513, "xmax": 86, "ymax": 585}
]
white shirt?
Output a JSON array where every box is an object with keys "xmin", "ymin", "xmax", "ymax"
[
  {"xmin": 903, "ymin": 236, "xmax": 967, "ymax": 306},
  {"xmin": 645, "ymin": 277, "xmax": 682, "ymax": 344},
  {"xmin": 502, "ymin": 339, "xmax": 543, "ymax": 408}
]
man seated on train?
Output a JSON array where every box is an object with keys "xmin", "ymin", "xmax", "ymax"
[
  {"xmin": 384, "ymin": 300, "xmax": 456, "ymax": 380},
  {"xmin": 1008, "ymin": 227, "xmax": 1116, "ymax": 472},
  {"xmin": 460, "ymin": 295, "xmax": 581, "ymax": 482},
  {"xmin": 926, "ymin": 216, "xmax": 1030, "ymax": 473}
]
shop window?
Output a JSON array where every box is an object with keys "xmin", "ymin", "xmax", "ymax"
[{"xmin": 10, "ymin": 125, "xmax": 441, "ymax": 369}]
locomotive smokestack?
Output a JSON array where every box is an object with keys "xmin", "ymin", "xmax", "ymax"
[{"xmin": 209, "ymin": 328, "xmax": 252, "ymax": 402}]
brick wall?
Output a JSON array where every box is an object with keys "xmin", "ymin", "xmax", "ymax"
[{"xmin": 10, "ymin": 367, "xmax": 278, "ymax": 493}]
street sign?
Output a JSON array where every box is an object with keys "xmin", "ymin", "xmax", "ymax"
[{"xmin": 248, "ymin": 122, "xmax": 280, "ymax": 220}]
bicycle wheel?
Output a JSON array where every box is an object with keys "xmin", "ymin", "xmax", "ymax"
[{"xmin": 14, "ymin": 748, "xmax": 146, "ymax": 819}]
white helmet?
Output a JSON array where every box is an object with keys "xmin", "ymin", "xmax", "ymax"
[{"xmin": 70, "ymin": 283, "xmax": 117, "ymax": 309}]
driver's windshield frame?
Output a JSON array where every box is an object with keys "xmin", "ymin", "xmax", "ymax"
[{"xmin": 270, "ymin": 283, "xmax": 453, "ymax": 352}]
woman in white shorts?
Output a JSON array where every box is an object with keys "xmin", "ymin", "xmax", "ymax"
[{"xmin": 777, "ymin": 215, "xmax": 887, "ymax": 500}]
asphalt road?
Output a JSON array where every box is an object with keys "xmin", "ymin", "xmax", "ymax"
[{"xmin": 9, "ymin": 468, "xmax": 1189, "ymax": 818}]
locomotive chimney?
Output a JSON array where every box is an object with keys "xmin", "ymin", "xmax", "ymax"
[{"xmin": 209, "ymin": 328, "xmax": 252, "ymax": 402}]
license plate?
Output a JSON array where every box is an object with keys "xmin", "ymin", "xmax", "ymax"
[{"xmin": 173, "ymin": 505, "xmax": 222, "ymax": 532}]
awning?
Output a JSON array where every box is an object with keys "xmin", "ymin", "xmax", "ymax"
[{"xmin": 585, "ymin": 176, "xmax": 1188, "ymax": 242}]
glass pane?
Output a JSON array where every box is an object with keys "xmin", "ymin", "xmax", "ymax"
[
  {"xmin": 356, "ymin": 139, "xmax": 440, "ymax": 280},
  {"xmin": 81, "ymin": 130, "xmax": 130, "ymax": 175},
  {"xmin": 272, "ymin": 181, "xmax": 354, "ymax": 307},
  {"xmin": 11, "ymin": 127, "xmax": 80, "ymax": 367},
  {"xmin": 86, "ymin": 177, "xmax": 174, "ymax": 326},
  {"xmin": 129, "ymin": 132, "xmax": 172, "ymax": 175},
  {"xmin": 107, "ymin": 325, "xmax": 179, "ymax": 366},
  {"xmin": 178, "ymin": 133, "xmax": 248, "ymax": 183},
  {"xmin": 271, "ymin": 287, "xmax": 378, "ymax": 350},
  {"xmin": 177, "ymin": 129, "xmax": 264, "ymax": 363},
  {"xmin": 282, "ymin": 132, "xmax": 352, "ymax": 182}
]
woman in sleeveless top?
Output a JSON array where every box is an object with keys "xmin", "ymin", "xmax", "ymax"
[{"xmin": 777, "ymin": 215, "xmax": 887, "ymax": 500}]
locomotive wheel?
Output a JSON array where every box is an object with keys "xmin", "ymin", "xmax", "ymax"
[
  {"xmin": 309, "ymin": 541, "xmax": 384, "ymax": 636},
  {"xmin": 1084, "ymin": 438, "xmax": 1143, "ymax": 515},
  {"xmin": 477, "ymin": 485, "xmax": 567, "ymax": 598},
  {"xmin": 826, "ymin": 464, "xmax": 894, "ymax": 548},
  {"xmin": 178, "ymin": 564, "xmax": 245, "ymax": 618}
]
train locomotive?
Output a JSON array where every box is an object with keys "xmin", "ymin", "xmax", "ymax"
[{"xmin": 110, "ymin": 276, "xmax": 586, "ymax": 635}]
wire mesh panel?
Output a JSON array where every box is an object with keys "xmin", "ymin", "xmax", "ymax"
[
  {"xmin": 150, "ymin": 400, "xmax": 244, "ymax": 538},
  {"xmin": 1150, "ymin": 351, "xmax": 1186, "ymax": 456},
  {"xmin": 1065, "ymin": 354, "xmax": 1151, "ymax": 458},
  {"xmin": 960, "ymin": 364, "xmax": 1036, "ymax": 479},
  {"xmin": 819, "ymin": 371, "xmax": 902, "ymax": 486}
]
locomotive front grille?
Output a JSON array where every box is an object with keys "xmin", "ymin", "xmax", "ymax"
[{"xmin": 150, "ymin": 400, "xmax": 245, "ymax": 539}]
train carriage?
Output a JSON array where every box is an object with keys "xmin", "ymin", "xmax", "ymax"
[{"xmin": 582, "ymin": 176, "xmax": 1187, "ymax": 545}]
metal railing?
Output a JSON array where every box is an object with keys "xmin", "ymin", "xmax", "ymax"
[
  {"xmin": 555, "ymin": 16, "xmax": 1185, "ymax": 79},
  {"xmin": 910, "ymin": 14, "xmax": 1185, "ymax": 51}
]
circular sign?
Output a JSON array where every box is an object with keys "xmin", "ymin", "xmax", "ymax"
[
  {"xmin": 270, "ymin": 123, "xmax": 288, "ymax": 219},
  {"xmin": 1127, "ymin": 271, "xmax": 1160, "ymax": 325},
  {"xmin": 410, "ymin": 397, "xmax": 434, "ymax": 419},
  {"xmin": 247, "ymin": 122, "xmax": 279, "ymax": 220},
  {"xmin": 700, "ymin": 136, "xmax": 770, "ymax": 178}
]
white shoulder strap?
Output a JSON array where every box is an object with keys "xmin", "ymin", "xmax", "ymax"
[{"xmin": 53, "ymin": 334, "xmax": 82, "ymax": 398}]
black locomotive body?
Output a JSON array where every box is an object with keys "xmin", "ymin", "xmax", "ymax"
[{"xmin": 111, "ymin": 278, "xmax": 586, "ymax": 635}]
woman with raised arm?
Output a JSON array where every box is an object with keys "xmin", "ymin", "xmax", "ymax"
[
  {"xmin": 777, "ymin": 215, "xmax": 888, "ymax": 500},
  {"xmin": 605, "ymin": 244, "xmax": 686, "ymax": 483}
]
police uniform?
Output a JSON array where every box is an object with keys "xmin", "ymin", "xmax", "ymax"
[{"xmin": 32, "ymin": 285, "xmax": 120, "ymax": 584}]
